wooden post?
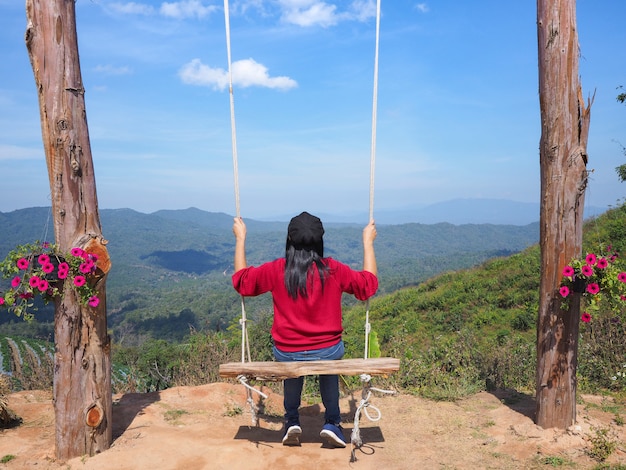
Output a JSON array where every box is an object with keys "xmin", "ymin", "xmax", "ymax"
[
  {"xmin": 535, "ymin": 0, "xmax": 592, "ymax": 429},
  {"xmin": 25, "ymin": 0, "xmax": 112, "ymax": 459}
]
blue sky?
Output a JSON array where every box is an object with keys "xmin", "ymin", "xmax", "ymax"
[{"xmin": 0, "ymin": 0, "xmax": 624, "ymax": 219}]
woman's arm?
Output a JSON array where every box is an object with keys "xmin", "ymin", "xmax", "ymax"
[
  {"xmin": 232, "ymin": 217, "xmax": 248, "ymax": 272},
  {"xmin": 362, "ymin": 220, "xmax": 377, "ymax": 276}
]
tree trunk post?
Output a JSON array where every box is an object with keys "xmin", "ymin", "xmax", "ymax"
[
  {"xmin": 25, "ymin": 0, "xmax": 112, "ymax": 459},
  {"xmin": 535, "ymin": 0, "xmax": 592, "ymax": 429}
]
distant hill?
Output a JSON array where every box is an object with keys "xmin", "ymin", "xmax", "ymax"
[
  {"xmin": 0, "ymin": 206, "xmax": 541, "ymax": 342},
  {"xmin": 292, "ymin": 198, "xmax": 608, "ymax": 225}
]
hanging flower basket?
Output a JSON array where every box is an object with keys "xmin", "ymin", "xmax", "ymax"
[
  {"xmin": 0, "ymin": 241, "xmax": 101, "ymax": 320},
  {"xmin": 559, "ymin": 246, "xmax": 626, "ymax": 323}
]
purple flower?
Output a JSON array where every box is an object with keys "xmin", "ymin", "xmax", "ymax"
[{"xmin": 559, "ymin": 286, "xmax": 570, "ymax": 298}]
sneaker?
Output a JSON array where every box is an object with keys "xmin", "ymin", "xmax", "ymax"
[
  {"xmin": 319, "ymin": 423, "xmax": 346, "ymax": 448},
  {"xmin": 282, "ymin": 423, "xmax": 302, "ymax": 446}
]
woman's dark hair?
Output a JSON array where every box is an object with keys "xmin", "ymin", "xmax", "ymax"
[{"xmin": 284, "ymin": 236, "xmax": 329, "ymax": 300}]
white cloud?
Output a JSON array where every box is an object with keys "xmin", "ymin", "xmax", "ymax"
[
  {"xmin": 93, "ymin": 64, "xmax": 133, "ymax": 76},
  {"xmin": 160, "ymin": 1, "xmax": 218, "ymax": 19},
  {"xmin": 415, "ymin": 3, "xmax": 429, "ymax": 13},
  {"xmin": 108, "ymin": 2, "xmax": 156, "ymax": 15},
  {"xmin": 108, "ymin": 1, "xmax": 217, "ymax": 19},
  {"xmin": 179, "ymin": 58, "xmax": 298, "ymax": 91},
  {"xmin": 277, "ymin": 0, "xmax": 376, "ymax": 28}
]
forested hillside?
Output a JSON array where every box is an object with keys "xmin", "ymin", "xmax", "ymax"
[
  {"xmin": 0, "ymin": 207, "xmax": 539, "ymax": 343},
  {"xmin": 1, "ymin": 203, "xmax": 624, "ymax": 400}
]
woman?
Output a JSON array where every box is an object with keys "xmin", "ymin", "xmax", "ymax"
[{"xmin": 232, "ymin": 211, "xmax": 378, "ymax": 448}]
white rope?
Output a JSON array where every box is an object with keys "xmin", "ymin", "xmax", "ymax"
[
  {"xmin": 350, "ymin": 373, "xmax": 396, "ymax": 457},
  {"xmin": 368, "ymin": 0, "xmax": 381, "ymax": 223},
  {"xmin": 223, "ymin": 0, "xmax": 249, "ymax": 366},
  {"xmin": 237, "ymin": 375, "xmax": 268, "ymax": 425},
  {"xmin": 223, "ymin": 4, "xmax": 267, "ymax": 422},
  {"xmin": 223, "ymin": 0, "xmax": 241, "ymax": 218},
  {"xmin": 363, "ymin": 0, "xmax": 381, "ymax": 362}
]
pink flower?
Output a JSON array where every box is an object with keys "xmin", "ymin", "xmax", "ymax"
[
  {"xmin": 73, "ymin": 275, "xmax": 86, "ymax": 287},
  {"xmin": 88, "ymin": 296, "xmax": 100, "ymax": 308},
  {"xmin": 42, "ymin": 262, "xmax": 55, "ymax": 274},
  {"xmin": 0, "ymin": 297, "xmax": 5, "ymax": 306},
  {"xmin": 19, "ymin": 292, "xmax": 33, "ymax": 299},
  {"xmin": 11, "ymin": 276, "xmax": 21, "ymax": 288},
  {"xmin": 37, "ymin": 279, "xmax": 49, "ymax": 292},
  {"xmin": 57, "ymin": 269, "xmax": 68, "ymax": 280},
  {"xmin": 37, "ymin": 254, "xmax": 50, "ymax": 265},
  {"xmin": 29, "ymin": 276, "xmax": 40, "ymax": 288},
  {"xmin": 559, "ymin": 286, "xmax": 570, "ymax": 297},
  {"xmin": 585, "ymin": 253, "xmax": 597, "ymax": 265},
  {"xmin": 596, "ymin": 258, "xmax": 608, "ymax": 269},
  {"xmin": 581, "ymin": 312, "xmax": 592, "ymax": 323},
  {"xmin": 586, "ymin": 283, "xmax": 600, "ymax": 295},
  {"xmin": 562, "ymin": 265, "xmax": 574, "ymax": 277},
  {"xmin": 79, "ymin": 261, "xmax": 94, "ymax": 274},
  {"xmin": 581, "ymin": 265, "xmax": 594, "ymax": 277},
  {"xmin": 618, "ymin": 272, "xmax": 626, "ymax": 283},
  {"xmin": 621, "ymin": 295, "xmax": 626, "ymax": 301},
  {"xmin": 58, "ymin": 262, "xmax": 69, "ymax": 272},
  {"xmin": 17, "ymin": 258, "xmax": 29, "ymax": 270},
  {"xmin": 71, "ymin": 247, "xmax": 85, "ymax": 257}
]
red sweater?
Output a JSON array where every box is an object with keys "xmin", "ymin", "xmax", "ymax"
[{"xmin": 232, "ymin": 258, "xmax": 378, "ymax": 352}]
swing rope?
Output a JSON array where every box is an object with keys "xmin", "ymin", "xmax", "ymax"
[
  {"xmin": 363, "ymin": 0, "xmax": 381, "ymax": 363},
  {"xmin": 223, "ymin": 0, "xmax": 265, "ymax": 425},
  {"xmin": 351, "ymin": 0, "xmax": 396, "ymax": 457}
]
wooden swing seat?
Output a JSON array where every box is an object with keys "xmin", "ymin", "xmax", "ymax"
[{"xmin": 219, "ymin": 357, "xmax": 400, "ymax": 381}]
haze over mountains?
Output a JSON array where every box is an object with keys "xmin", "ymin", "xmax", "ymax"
[{"xmin": 260, "ymin": 198, "xmax": 609, "ymax": 225}]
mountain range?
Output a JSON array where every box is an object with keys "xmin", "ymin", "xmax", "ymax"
[{"xmin": 260, "ymin": 198, "xmax": 609, "ymax": 225}]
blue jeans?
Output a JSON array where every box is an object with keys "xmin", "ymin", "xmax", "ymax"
[{"xmin": 273, "ymin": 341, "xmax": 344, "ymax": 426}]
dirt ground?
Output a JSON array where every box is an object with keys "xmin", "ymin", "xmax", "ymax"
[{"xmin": 1, "ymin": 382, "xmax": 625, "ymax": 469}]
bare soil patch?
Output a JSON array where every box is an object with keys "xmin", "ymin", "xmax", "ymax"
[{"xmin": 1, "ymin": 383, "xmax": 625, "ymax": 469}]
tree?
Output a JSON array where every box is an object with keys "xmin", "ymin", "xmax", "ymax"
[
  {"xmin": 535, "ymin": 0, "xmax": 593, "ymax": 429},
  {"xmin": 25, "ymin": 0, "xmax": 112, "ymax": 460}
]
